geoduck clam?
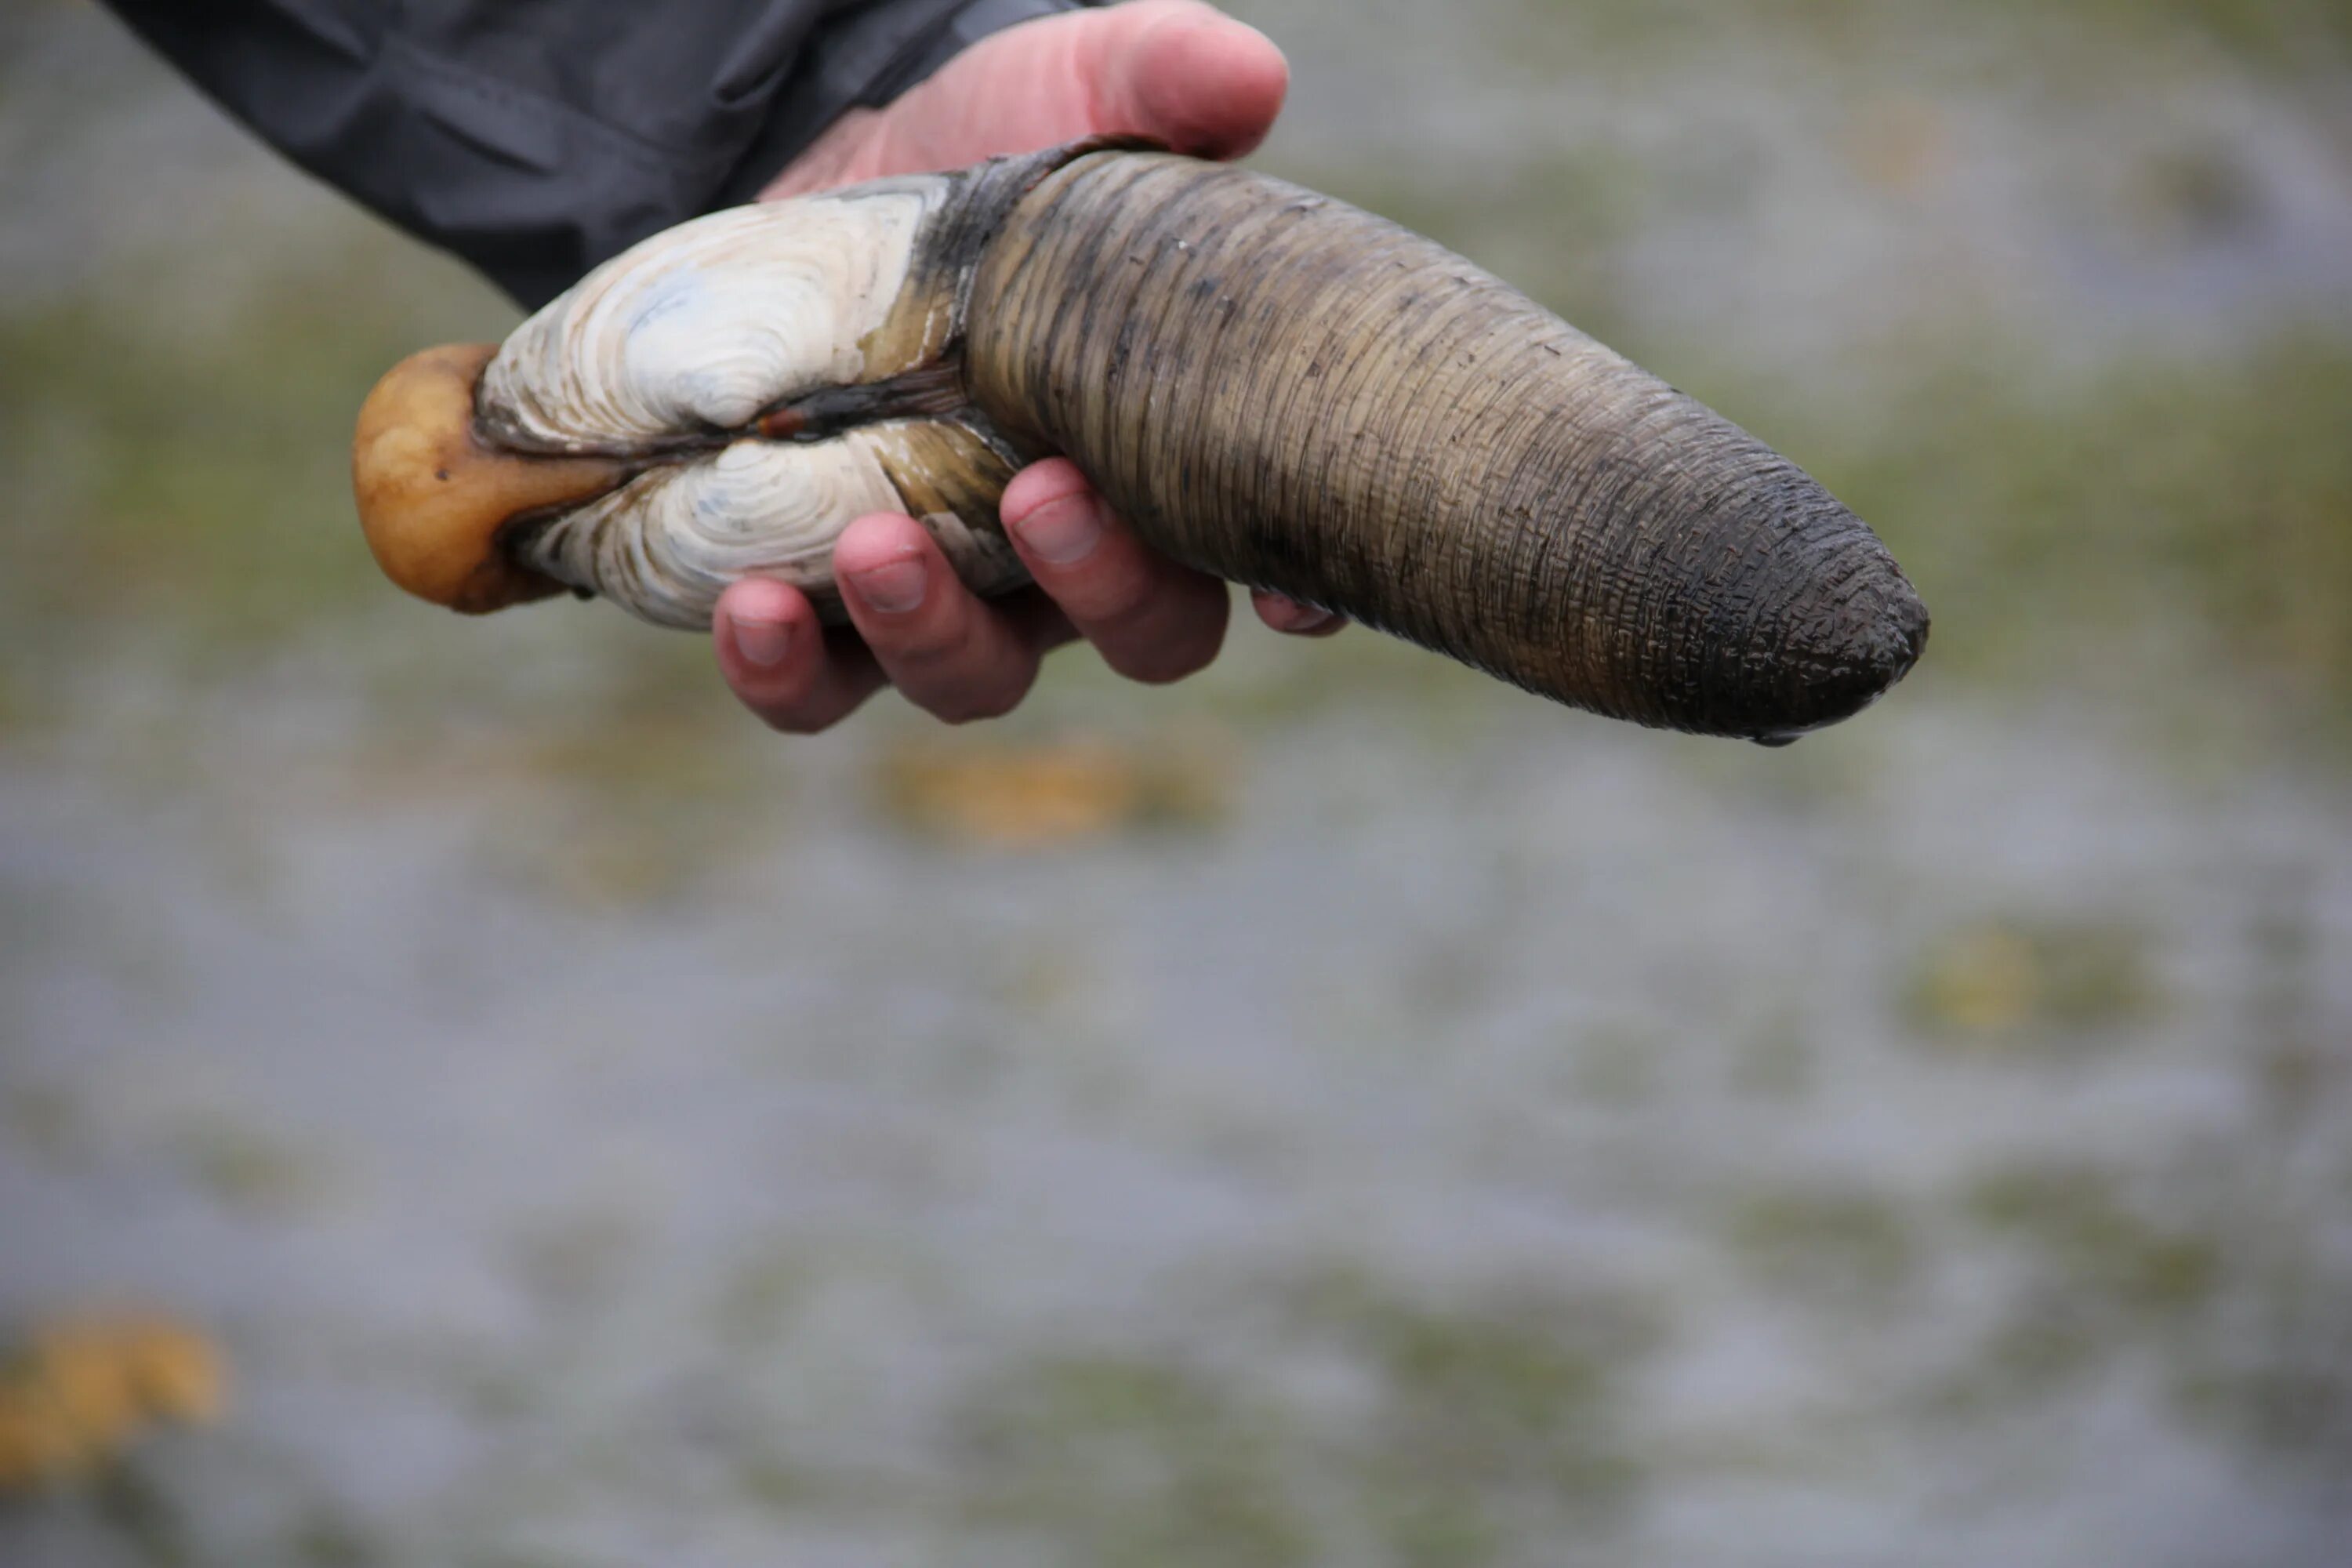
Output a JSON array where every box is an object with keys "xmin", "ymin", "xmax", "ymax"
[{"xmin": 352, "ymin": 138, "xmax": 1929, "ymax": 742}]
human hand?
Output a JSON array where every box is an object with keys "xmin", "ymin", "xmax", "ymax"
[{"xmin": 713, "ymin": 0, "xmax": 1343, "ymax": 732}]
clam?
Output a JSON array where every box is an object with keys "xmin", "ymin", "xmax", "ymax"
[{"xmin": 353, "ymin": 139, "xmax": 1928, "ymax": 742}]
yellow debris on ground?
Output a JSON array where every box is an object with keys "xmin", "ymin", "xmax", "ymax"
[
  {"xmin": 1912, "ymin": 922, "xmax": 2042, "ymax": 1035},
  {"xmin": 0, "ymin": 1313, "xmax": 226, "ymax": 1494},
  {"xmin": 1905, "ymin": 916, "xmax": 2160, "ymax": 1044},
  {"xmin": 876, "ymin": 733, "xmax": 1232, "ymax": 849}
]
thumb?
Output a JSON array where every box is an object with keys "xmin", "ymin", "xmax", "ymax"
[
  {"xmin": 760, "ymin": 1, "xmax": 1290, "ymax": 199},
  {"xmin": 1080, "ymin": 0, "xmax": 1290, "ymax": 160}
]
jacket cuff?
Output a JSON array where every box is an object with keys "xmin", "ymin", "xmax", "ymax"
[{"xmin": 715, "ymin": 0, "xmax": 1096, "ymax": 209}]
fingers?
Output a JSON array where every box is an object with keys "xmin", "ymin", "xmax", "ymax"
[
  {"xmin": 713, "ymin": 576, "xmax": 890, "ymax": 734},
  {"xmin": 717, "ymin": 484, "xmax": 1341, "ymax": 734},
  {"xmin": 1253, "ymin": 590, "xmax": 1346, "ymax": 637},
  {"xmin": 1000, "ymin": 459, "xmax": 1231, "ymax": 684},
  {"xmin": 714, "ymin": 544, "xmax": 1079, "ymax": 733},
  {"xmin": 833, "ymin": 514, "xmax": 1048, "ymax": 724}
]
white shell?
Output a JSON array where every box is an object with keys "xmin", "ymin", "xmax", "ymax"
[
  {"xmin": 477, "ymin": 177, "xmax": 1023, "ymax": 628},
  {"xmin": 524, "ymin": 424, "xmax": 1021, "ymax": 629}
]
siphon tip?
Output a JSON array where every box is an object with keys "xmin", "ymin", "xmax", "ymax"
[{"xmin": 1740, "ymin": 561, "xmax": 1930, "ymax": 745}]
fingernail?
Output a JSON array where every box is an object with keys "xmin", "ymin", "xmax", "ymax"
[
  {"xmin": 1010, "ymin": 495, "xmax": 1103, "ymax": 566},
  {"xmin": 731, "ymin": 614, "xmax": 793, "ymax": 668},
  {"xmin": 850, "ymin": 555, "xmax": 927, "ymax": 614},
  {"xmin": 1268, "ymin": 599, "xmax": 1338, "ymax": 633}
]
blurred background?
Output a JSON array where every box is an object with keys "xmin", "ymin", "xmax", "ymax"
[{"xmin": 3, "ymin": 0, "xmax": 2349, "ymax": 1563}]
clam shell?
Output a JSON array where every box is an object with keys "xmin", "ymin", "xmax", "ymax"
[
  {"xmin": 524, "ymin": 423, "xmax": 1021, "ymax": 628},
  {"xmin": 477, "ymin": 177, "xmax": 1027, "ymax": 629}
]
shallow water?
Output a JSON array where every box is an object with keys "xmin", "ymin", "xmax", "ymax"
[{"xmin": 4, "ymin": 2, "xmax": 2350, "ymax": 1564}]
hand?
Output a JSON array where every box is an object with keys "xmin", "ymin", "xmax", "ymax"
[{"xmin": 713, "ymin": 0, "xmax": 1343, "ymax": 733}]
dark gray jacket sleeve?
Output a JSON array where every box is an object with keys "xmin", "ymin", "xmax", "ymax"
[{"xmin": 101, "ymin": 0, "xmax": 1095, "ymax": 308}]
